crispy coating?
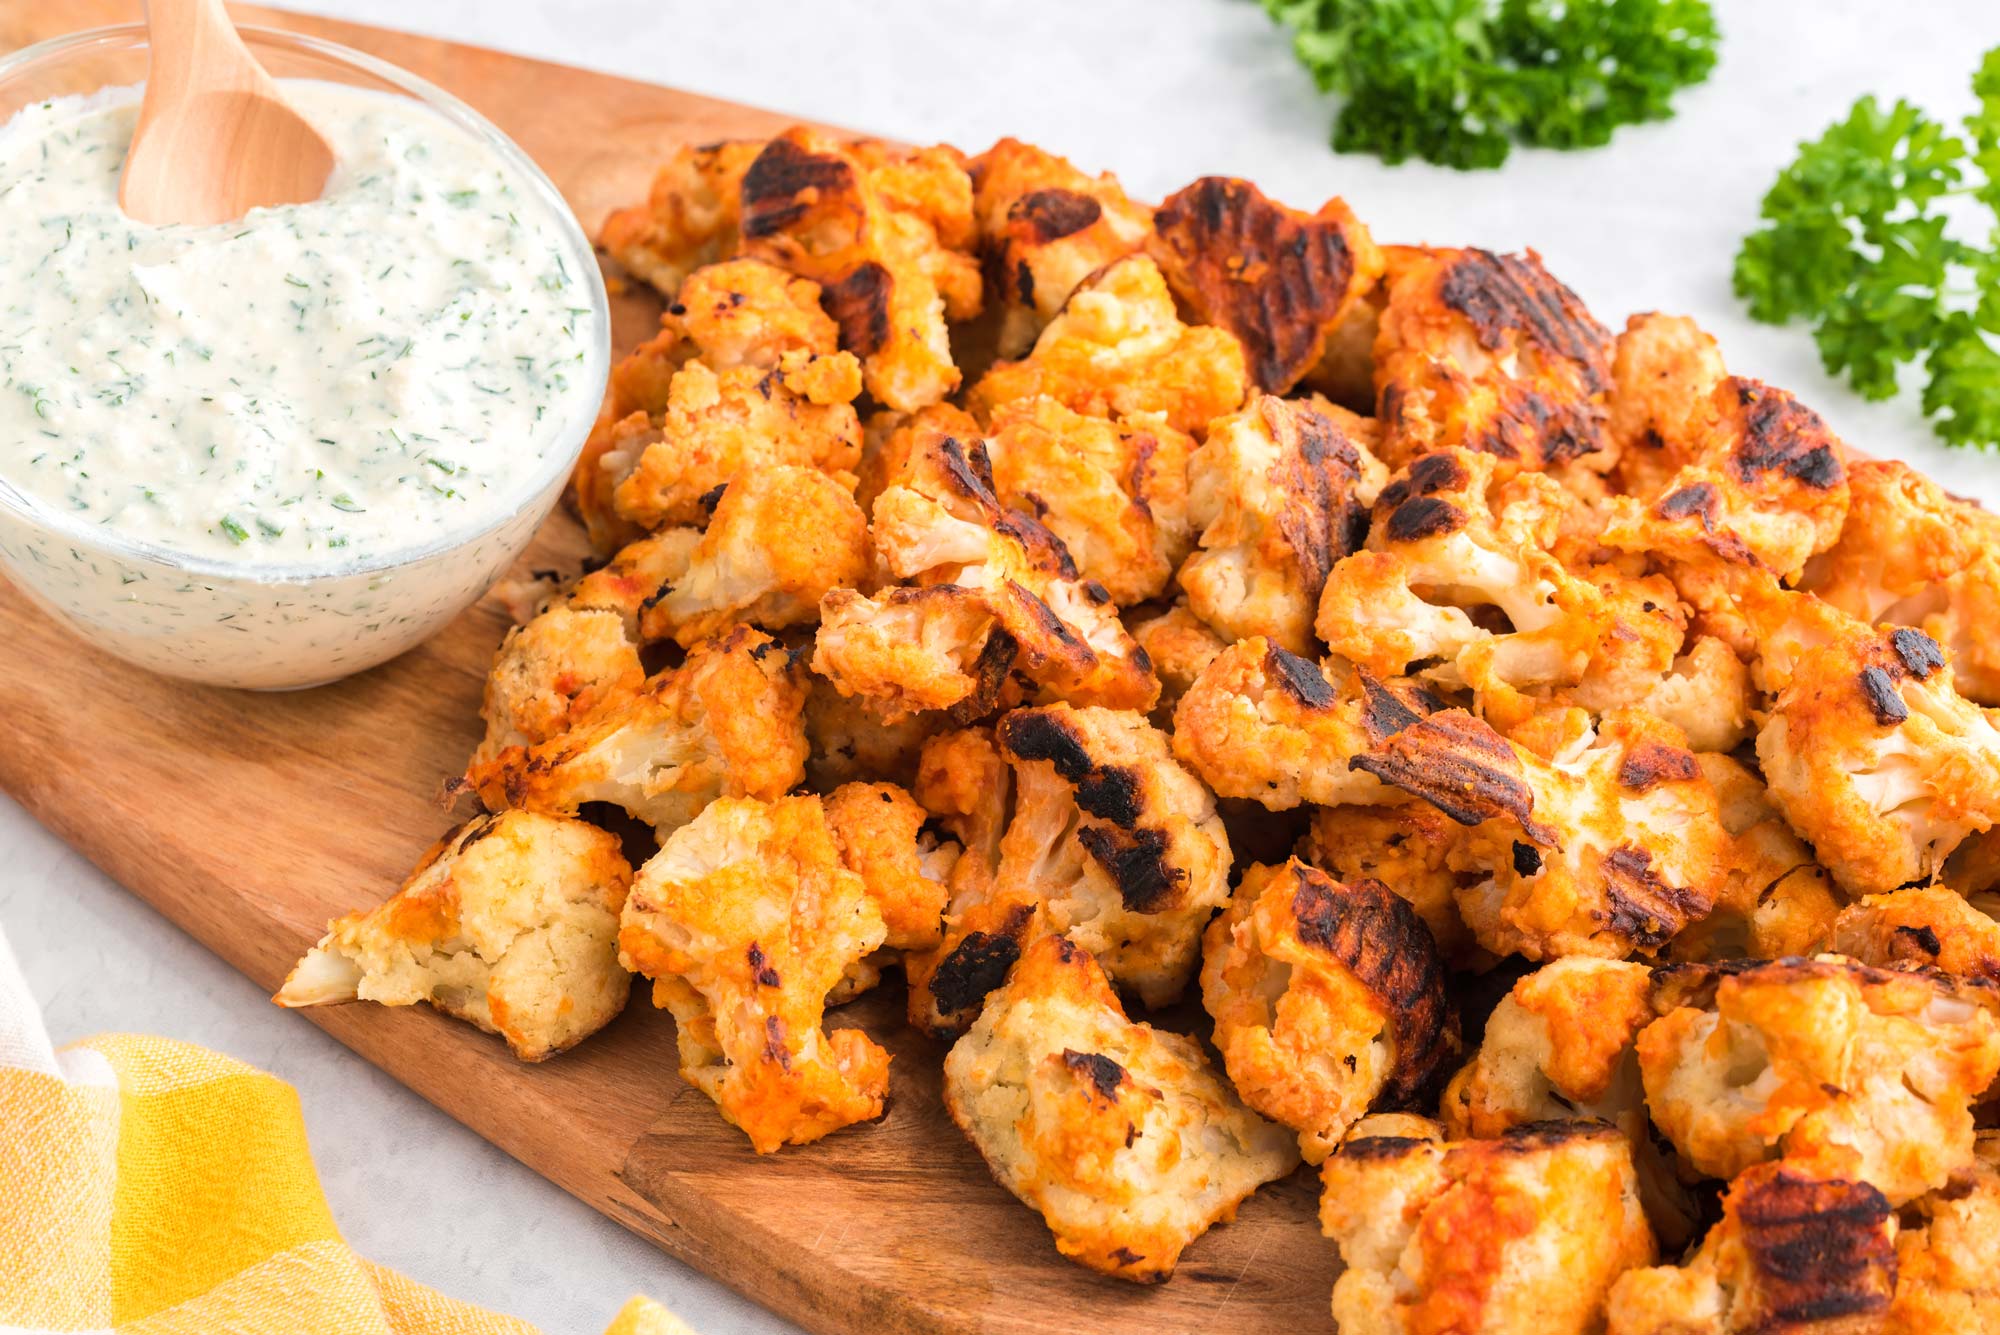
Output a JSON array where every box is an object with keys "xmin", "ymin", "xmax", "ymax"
[
  {"xmin": 823, "ymin": 781, "xmax": 954, "ymax": 953},
  {"xmin": 1150, "ymin": 177, "xmax": 1384, "ymax": 395},
  {"xmin": 1301, "ymin": 801, "xmax": 1483, "ymax": 967},
  {"xmin": 943, "ymin": 935, "xmax": 1299, "ymax": 1282},
  {"xmin": 1888, "ymin": 1136, "xmax": 2000, "ymax": 1334},
  {"xmin": 1757, "ymin": 622, "xmax": 2000, "ymax": 897},
  {"xmin": 1372, "ymin": 246, "xmax": 1615, "ymax": 477},
  {"xmin": 1202, "ymin": 859, "xmax": 1459, "ymax": 1163},
  {"xmin": 992, "ymin": 704, "xmax": 1232, "ymax": 1006},
  {"xmin": 618, "ymin": 795, "xmax": 890, "ymax": 1153},
  {"xmin": 1605, "ymin": 312, "xmax": 1728, "ymax": 498},
  {"xmin": 639, "ymin": 465, "xmax": 869, "ymax": 647},
  {"xmin": 475, "ymin": 604, "xmax": 645, "ymax": 767},
  {"xmin": 1125, "ymin": 600, "xmax": 1228, "ymax": 721},
  {"xmin": 659, "ymin": 257, "xmax": 842, "ymax": 372},
  {"xmin": 1320, "ymin": 1115, "xmax": 1656, "ymax": 1335},
  {"xmin": 465, "ymin": 626, "xmax": 809, "ymax": 839},
  {"xmin": 571, "ymin": 527, "xmax": 704, "ymax": 641},
  {"xmin": 965, "ymin": 254, "xmax": 1248, "ymax": 438},
  {"xmin": 1605, "ymin": 1161, "xmax": 1897, "ymax": 1335},
  {"xmin": 1801, "ymin": 458, "xmax": 2000, "ymax": 705},
  {"xmin": 855, "ymin": 401, "xmax": 983, "ymax": 516},
  {"xmin": 802, "ymin": 671, "xmax": 939, "ymax": 790},
  {"xmin": 1831, "ymin": 886, "xmax": 2000, "ymax": 987},
  {"xmin": 1180, "ymin": 394, "xmax": 1377, "ymax": 653},
  {"xmin": 1639, "ymin": 955, "xmax": 2000, "ymax": 1202},
  {"xmin": 276, "ymin": 812, "xmax": 632, "ymax": 1062},
  {"xmin": 600, "ymin": 139, "xmax": 762, "ymax": 296},
  {"xmin": 968, "ymin": 138, "xmax": 1152, "ymax": 357},
  {"xmin": 984, "ymin": 395, "xmax": 1194, "ymax": 605},
  {"xmin": 811, "ymin": 585, "xmax": 1013, "ymax": 723},
  {"xmin": 1637, "ymin": 633, "xmax": 1754, "ymax": 754}
]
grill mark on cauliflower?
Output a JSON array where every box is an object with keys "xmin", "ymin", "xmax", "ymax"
[
  {"xmin": 1616, "ymin": 740, "xmax": 1700, "ymax": 792},
  {"xmin": 1383, "ymin": 494, "xmax": 1467, "ymax": 542},
  {"xmin": 1728, "ymin": 379, "xmax": 1845, "ymax": 491},
  {"xmin": 1350, "ymin": 709, "xmax": 1556, "ymax": 842},
  {"xmin": 1265, "ymin": 643, "xmax": 1335, "ymax": 708}
]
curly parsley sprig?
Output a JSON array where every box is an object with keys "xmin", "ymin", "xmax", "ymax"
[
  {"xmin": 1260, "ymin": 0, "xmax": 1720, "ymax": 170},
  {"xmin": 1735, "ymin": 47, "xmax": 2000, "ymax": 450}
]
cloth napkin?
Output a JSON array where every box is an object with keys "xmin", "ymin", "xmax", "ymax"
[{"xmin": 0, "ymin": 929, "xmax": 694, "ymax": 1335}]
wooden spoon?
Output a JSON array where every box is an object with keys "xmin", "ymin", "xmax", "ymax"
[{"xmin": 119, "ymin": 0, "xmax": 336, "ymax": 226}]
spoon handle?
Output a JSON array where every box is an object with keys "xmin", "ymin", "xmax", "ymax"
[{"xmin": 141, "ymin": 0, "xmax": 271, "ymax": 102}]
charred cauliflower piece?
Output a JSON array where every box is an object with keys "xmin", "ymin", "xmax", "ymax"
[
  {"xmin": 802, "ymin": 672, "xmax": 939, "ymax": 790},
  {"xmin": 1321, "ymin": 1115, "xmax": 1656, "ymax": 1335},
  {"xmin": 1605, "ymin": 1162, "xmax": 1896, "ymax": 1335},
  {"xmin": 823, "ymin": 781, "xmax": 955, "ymax": 955},
  {"xmin": 466, "ymin": 626, "xmax": 809, "ymax": 840},
  {"xmin": 992, "ymin": 704, "xmax": 1232, "ymax": 1006},
  {"xmin": 1300, "ymin": 801, "xmax": 1483, "ymax": 967},
  {"xmin": 619, "ymin": 795, "xmax": 890, "ymax": 1153},
  {"xmin": 943, "ymin": 934, "xmax": 1299, "ymax": 1283},
  {"xmin": 1149, "ymin": 176, "xmax": 1384, "ymax": 395},
  {"xmin": 1125, "ymin": 600, "xmax": 1228, "ymax": 721},
  {"xmin": 276, "ymin": 812, "xmax": 633, "ymax": 1062},
  {"xmin": 1372, "ymin": 246, "xmax": 1615, "ymax": 478},
  {"xmin": 984, "ymin": 395, "xmax": 1194, "ymax": 605},
  {"xmin": 1757, "ymin": 623, "xmax": 2000, "ymax": 897},
  {"xmin": 658, "ymin": 257, "xmax": 842, "ymax": 372},
  {"xmin": 811, "ymin": 585, "xmax": 1013, "ymax": 723},
  {"xmin": 639, "ymin": 465, "xmax": 869, "ymax": 647},
  {"xmin": 966, "ymin": 254, "xmax": 1248, "ymax": 439},
  {"xmin": 1180, "ymin": 394, "xmax": 1378, "ymax": 654},
  {"xmin": 600, "ymin": 139, "xmax": 762, "ymax": 296},
  {"xmin": 1605, "ymin": 312, "xmax": 1727, "ymax": 497},
  {"xmin": 1202, "ymin": 859, "xmax": 1458, "ymax": 1163},
  {"xmin": 1888, "ymin": 1136, "xmax": 2000, "ymax": 1333},
  {"xmin": 1639, "ymin": 956, "xmax": 2000, "ymax": 1202},
  {"xmin": 1831, "ymin": 886, "xmax": 2000, "ymax": 987},
  {"xmin": 968, "ymin": 138, "xmax": 1152, "ymax": 357}
]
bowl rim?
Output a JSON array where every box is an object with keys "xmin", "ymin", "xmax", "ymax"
[{"xmin": 0, "ymin": 21, "xmax": 611, "ymax": 586}]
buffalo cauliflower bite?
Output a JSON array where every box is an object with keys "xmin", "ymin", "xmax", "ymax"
[
  {"xmin": 1149, "ymin": 176, "xmax": 1385, "ymax": 395},
  {"xmin": 823, "ymin": 781, "xmax": 955, "ymax": 954},
  {"xmin": 1888, "ymin": 1136, "xmax": 2000, "ymax": 1333},
  {"xmin": 802, "ymin": 672, "xmax": 939, "ymax": 790},
  {"xmin": 465, "ymin": 626, "xmax": 809, "ymax": 840},
  {"xmin": 1605, "ymin": 1162, "xmax": 1897, "ymax": 1335},
  {"xmin": 1605, "ymin": 312, "xmax": 1727, "ymax": 497},
  {"xmin": 474, "ymin": 604, "xmax": 646, "ymax": 767},
  {"xmin": 967, "ymin": 138, "xmax": 1152, "ymax": 357},
  {"xmin": 1371, "ymin": 246, "xmax": 1616, "ymax": 478},
  {"xmin": 1831, "ymin": 886, "xmax": 2000, "ymax": 987},
  {"xmin": 638, "ymin": 465, "xmax": 869, "ymax": 647},
  {"xmin": 657, "ymin": 257, "xmax": 841, "ymax": 372},
  {"xmin": 990, "ymin": 704, "xmax": 1232, "ymax": 1006},
  {"xmin": 1320, "ymin": 1115, "xmax": 1656, "ymax": 1335},
  {"xmin": 276, "ymin": 812, "xmax": 633, "ymax": 1062},
  {"xmin": 618, "ymin": 795, "xmax": 890, "ymax": 1153},
  {"xmin": 1639, "ymin": 956, "xmax": 2000, "ymax": 1202},
  {"xmin": 1757, "ymin": 623, "xmax": 2000, "ymax": 897},
  {"xmin": 1202, "ymin": 859, "xmax": 1459, "ymax": 1163},
  {"xmin": 810, "ymin": 585, "xmax": 1014, "ymax": 723},
  {"xmin": 965, "ymin": 254, "xmax": 1248, "ymax": 439},
  {"xmin": 1300, "ymin": 801, "xmax": 1483, "ymax": 967},
  {"xmin": 1125, "ymin": 600, "xmax": 1227, "ymax": 720},
  {"xmin": 600, "ymin": 139, "xmax": 762, "ymax": 296},
  {"xmin": 570, "ymin": 527, "xmax": 703, "ymax": 641},
  {"xmin": 1179, "ymin": 394, "xmax": 1378, "ymax": 654},
  {"xmin": 943, "ymin": 934, "xmax": 1300, "ymax": 1283},
  {"xmin": 983, "ymin": 395, "xmax": 1194, "ymax": 605}
]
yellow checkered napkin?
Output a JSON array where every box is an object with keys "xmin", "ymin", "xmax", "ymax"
[{"xmin": 0, "ymin": 931, "xmax": 695, "ymax": 1334}]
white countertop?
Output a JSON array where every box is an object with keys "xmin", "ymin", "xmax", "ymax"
[{"xmin": 4, "ymin": 1, "xmax": 1996, "ymax": 1331}]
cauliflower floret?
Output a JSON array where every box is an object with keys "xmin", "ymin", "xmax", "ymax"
[
  {"xmin": 990, "ymin": 704, "xmax": 1232, "ymax": 1006},
  {"xmin": 1605, "ymin": 312, "xmax": 1728, "ymax": 497},
  {"xmin": 1888, "ymin": 1136, "xmax": 2000, "ymax": 1333},
  {"xmin": 465, "ymin": 626, "xmax": 809, "ymax": 840},
  {"xmin": 1636, "ymin": 633, "xmax": 1754, "ymax": 753},
  {"xmin": 570, "ymin": 527, "xmax": 703, "ymax": 642},
  {"xmin": 1639, "ymin": 955, "xmax": 2000, "ymax": 1202},
  {"xmin": 1757, "ymin": 623, "xmax": 2000, "ymax": 897},
  {"xmin": 1320, "ymin": 1115, "xmax": 1656, "ymax": 1335},
  {"xmin": 600, "ymin": 139, "xmax": 762, "ymax": 297},
  {"xmin": 657, "ymin": 257, "xmax": 841, "ymax": 372},
  {"xmin": 1605, "ymin": 1162, "xmax": 1896, "ymax": 1335},
  {"xmin": 276, "ymin": 811, "xmax": 633, "ymax": 1062},
  {"xmin": 802, "ymin": 670, "xmax": 939, "ymax": 790},
  {"xmin": 1300, "ymin": 801, "xmax": 1484, "ymax": 968},
  {"xmin": 638, "ymin": 465, "xmax": 869, "ymax": 647},
  {"xmin": 1171, "ymin": 637, "xmax": 1445, "ymax": 811},
  {"xmin": 1371, "ymin": 246, "xmax": 1616, "ymax": 479},
  {"xmin": 854, "ymin": 401, "xmax": 983, "ymax": 515},
  {"xmin": 943, "ymin": 934, "xmax": 1300, "ymax": 1283},
  {"xmin": 967, "ymin": 137, "xmax": 1152, "ymax": 357},
  {"xmin": 618, "ymin": 794, "xmax": 890, "ymax": 1153},
  {"xmin": 1124, "ymin": 600, "xmax": 1227, "ymax": 724},
  {"xmin": 1831, "ymin": 886, "xmax": 2000, "ymax": 987},
  {"xmin": 984, "ymin": 395, "xmax": 1193, "ymax": 605},
  {"xmin": 823, "ymin": 781, "xmax": 955, "ymax": 955},
  {"xmin": 474, "ymin": 605, "xmax": 646, "ymax": 767},
  {"xmin": 1202, "ymin": 859, "xmax": 1459, "ymax": 1163},
  {"xmin": 811, "ymin": 585, "xmax": 1014, "ymax": 723},
  {"xmin": 1149, "ymin": 176, "xmax": 1384, "ymax": 395},
  {"xmin": 1180, "ymin": 394, "xmax": 1378, "ymax": 654},
  {"xmin": 965, "ymin": 254, "xmax": 1248, "ymax": 438}
]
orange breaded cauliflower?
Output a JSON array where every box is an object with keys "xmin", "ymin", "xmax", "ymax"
[
  {"xmin": 1801, "ymin": 458, "xmax": 2000, "ymax": 705},
  {"xmin": 1757, "ymin": 623, "xmax": 2000, "ymax": 897},
  {"xmin": 1202, "ymin": 859, "xmax": 1459, "ymax": 1163},
  {"xmin": 600, "ymin": 139, "xmax": 762, "ymax": 296},
  {"xmin": 276, "ymin": 812, "xmax": 632, "ymax": 1062},
  {"xmin": 802, "ymin": 671, "xmax": 938, "ymax": 790},
  {"xmin": 1171, "ymin": 637, "xmax": 1446, "ymax": 811},
  {"xmin": 1605, "ymin": 311, "xmax": 1727, "ymax": 497},
  {"xmin": 1371, "ymin": 246, "xmax": 1616, "ymax": 477},
  {"xmin": 1179, "ymin": 394, "xmax": 1379, "ymax": 654},
  {"xmin": 569, "ymin": 526, "xmax": 704, "ymax": 641},
  {"xmin": 1831, "ymin": 886, "xmax": 2000, "ymax": 987},
  {"xmin": 968, "ymin": 137, "xmax": 1152, "ymax": 357},
  {"xmin": 657, "ymin": 257, "xmax": 841, "ymax": 372},
  {"xmin": 984, "ymin": 395, "xmax": 1194, "ymax": 605},
  {"xmin": 465, "ymin": 626, "xmax": 809, "ymax": 840},
  {"xmin": 990, "ymin": 704, "xmax": 1232, "ymax": 1006},
  {"xmin": 965, "ymin": 254, "xmax": 1248, "ymax": 438},
  {"xmin": 618, "ymin": 794, "xmax": 890, "ymax": 1153},
  {"xmin": 474, "ymin": 603, "xmax": 646, "ymax": 767},
  {"xmin": 1125, "ymin": 600, "xmax": 1227, "ymax": 721},
  {"xmin": 823, "ymin": 781, "xmax": 955, "ymax": 955},
  {"xmin": 1150, "ymin": 176, "xmax": 1384, "ymax": 395},
  {"xmin": 854, "ymin": 401, "xmax": 983, "ymax": 515},
  {"xmin": 1639, "ymin": 956, "xmax": 2000, "ymax": 1202},
  {"xmin": 1300, "ymin": 801, "xmax": 1484, "ymax": 967},
  {"xmin": 1320, "ymin": 1115, "xmax": 1656, "ymax": 1335},
  {"xmin": 1605, "ymin": 1162, "xmax": 1897, "ymax": 1335},
  {"xmin": 637, "ymin": 465, "xmax": 869, "ymax": 647},
  {"xmin": 943, "ymin": 935, "xmax": 1299, "ymax": 1283},
  {"xmin": 811, "ymin": 585, "xmax": 1014, "ymax": 723},
  {"xmin": 1887, "ymin": 1136, "xmax": 2000, "ymax": 1333}
]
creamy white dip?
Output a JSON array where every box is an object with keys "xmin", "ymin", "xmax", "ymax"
[{"xmin": 0, "ymin": 78, "xmax": 607, "ymax": 688}]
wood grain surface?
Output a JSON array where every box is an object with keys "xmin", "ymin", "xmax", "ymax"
[{"xmin": 0, "ymin": 5, "xmax": 1336, "ymax": 1332}]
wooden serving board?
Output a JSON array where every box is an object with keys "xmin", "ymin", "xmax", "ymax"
[{"xmin": 0, "ymin": 5, "xmax": 1336, "ymax": 1333}]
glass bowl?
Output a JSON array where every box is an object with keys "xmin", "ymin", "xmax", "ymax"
[{"xmin": 0, "ymin": 24, "xmax": 611, "ymax": 689}]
